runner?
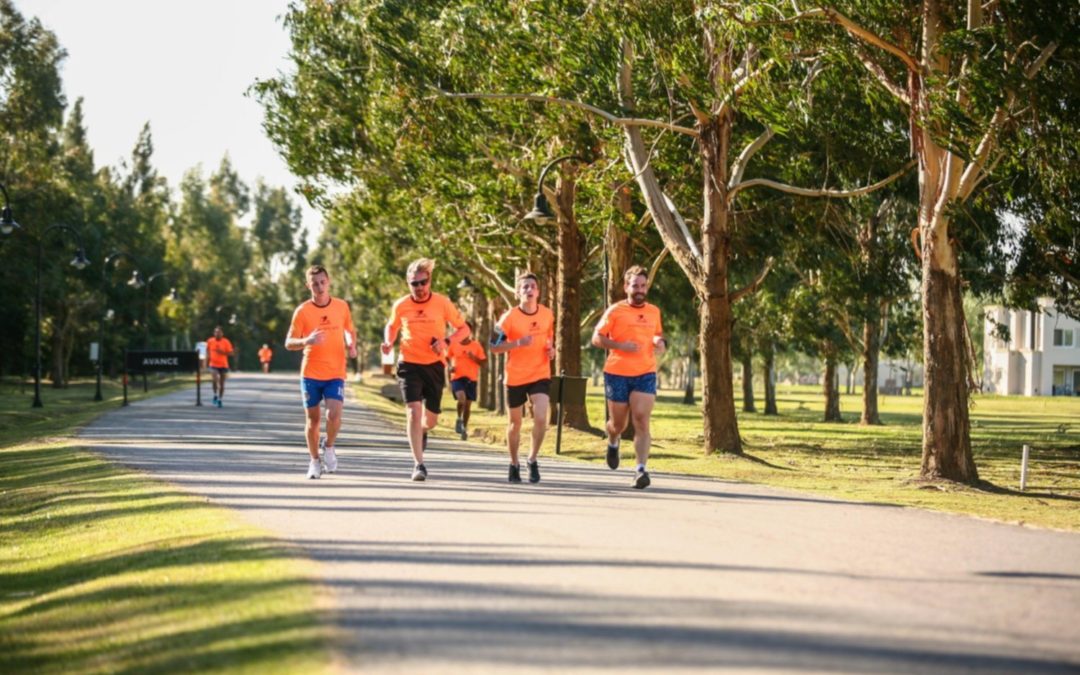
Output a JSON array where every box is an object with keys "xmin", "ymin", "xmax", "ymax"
[
  {"xmin": 447, "ymin": 321, "xmax": 486, "ymax": 440},
  {"xmin": 206, "ymin": 326, "xmax": 234, "ymax": 408},
  {"xmin": 490, "ymin": 272, "xmax": 554, "ymax": 484},
  {"xmin": 382, "ymin": 258, "xmax": 470, "ymax": 481},
  {"xmin": 258, "ymin": 343, "xmax": 273, "ymax": 374},
  {"xmin": 591, "ymin": 265, "xmax": 665, "ymax": 489},
  {"xmin": 285, "ymin": 264, "xmax": 358, "ymax": 479}
]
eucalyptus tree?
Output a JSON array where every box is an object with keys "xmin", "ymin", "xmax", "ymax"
[{"xmin": 788, "ymin": 0, "xmax": 1078, "ymax": 482}]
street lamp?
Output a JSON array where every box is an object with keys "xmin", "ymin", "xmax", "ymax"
[
  {"xmin": 1, "ymin": 182, "xmax": 20, "ymax": 236},
  {"xmin": 522, "ymin": 155, "xmax": 586, "ymax": 225},
  {"xmin": 33, "ymin": 224, "xmax": 90, "ymax": 408},
  {"xmin": 95, "ymin": 252, "xmax": 139, "ymax": 401},
  {"xmin": 133, "ymin": 271, "xmax": 177, "ymax": 392}
]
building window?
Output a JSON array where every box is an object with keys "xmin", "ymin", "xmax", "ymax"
[{"xmin": 1053, "ymin": 328, "xmax": 1075, "ymax": 347}]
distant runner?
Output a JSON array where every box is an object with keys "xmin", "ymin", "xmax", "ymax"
[
  {"xmin": 206, "ymin": 326, "xmax": 234, "ymax": 408},
  {"xmin": 490, "ymin": 272, "xmax": 554, "ymax": 484},
  {"xmin": 592, "ymin": 265, "xmax": 665, "ymax": 489},
  {"xmin": 285, "ymin": 264, "xmax": 358, "ymax": 480},
  {"xmin": 382, "ymin": 258, "xmax": 470, "ymax": 481},
  {"xmin": 447, "ymin": 321, "xmax": 486, "ymax": 440},
  {"xmin": 258, "ymin": 343, "xmax": 273, "ymax": 374}
]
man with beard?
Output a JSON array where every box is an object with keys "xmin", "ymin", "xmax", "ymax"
[
  {"xmin": 382, "ymin": 258, "xmax": 470, "ymax": 481},
  {"xmin": 591, "ymin": 265, "xmax": 666, "ymax": 489},
  {"xmin": 490, "ymin": 272, "xmax": 555, "ymax": 484}
]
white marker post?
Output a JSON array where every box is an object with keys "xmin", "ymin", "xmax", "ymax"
[{"xmin": 1020, "ymin": 444, "xmax": 1030, "ymax": 492}]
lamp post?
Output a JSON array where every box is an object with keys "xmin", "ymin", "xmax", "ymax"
[
  {"xmin": 131, "ymin": 271, "xmax": 177, "ymax": 392},
  {"xmin": 95, "ymin": 252, "xmax": 139, "ymax": 401},
  {"xmin": 33, "ymin": 224, "xmax": 90, "ymax": 408},
  {"xmin": 1, "ymin": 182, "xmax": 21, "ymax": 236}
]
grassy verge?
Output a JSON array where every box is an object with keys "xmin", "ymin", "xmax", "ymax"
[
  {"xmin": 352, "ymin": 374, "xmax": 1080, "ymax": 531},
  {"xmin": 0, "ymin": 378, "xmax": 333, "ymax": 674}
]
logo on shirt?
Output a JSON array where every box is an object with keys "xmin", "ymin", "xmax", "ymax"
[
  {"xmin": 530, "ymin": 321, "xmax": 538, "ymax": 329},
  {"xmin": 321, "ymin": 315, "xmax": 330, "ymax": 325},
  {"xmin": 637, "ymin": 314, "xmax": 647, "ymax": 322},
  {"xmin": 417, "ymin": 309, "xmax": 426, "ymax": 317}
]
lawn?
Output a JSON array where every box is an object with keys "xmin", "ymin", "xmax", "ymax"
[
  {"xmin": 352, "ymin": 374, "xmax": 1080, "ymax": 531},
  {"xmin": 0, "ymin": 378, "xmax": 334, "ymax": 674}
]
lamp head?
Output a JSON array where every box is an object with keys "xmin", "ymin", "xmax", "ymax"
[
  {"xmin": 128, "ymin": 270, "xmax": 145, "ymax": 289},
  {"xmin": 457, "ymin": 276, "xmax": 475, "ymax": 291},
  {"xmin": 71, "ymin": 248, "xmax": 90, "ymax": 270},
  {"xmin": 523, "ymin": 192, "xmax": 555, "ymax": 225},
  {"xmin": 168, "ymin": 287, "xmax": 179, "ymax": 302},
  {"xmin": 0, "ymin": 205, "xmax": 19, "ymax": 236}
]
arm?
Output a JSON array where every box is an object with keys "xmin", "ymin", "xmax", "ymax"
[
  {"xmin": 381, "ymin": 322, "xmax": 398, "ymax": 355},
  {"xmin": 490, "ymin": 329, "xmax": 532, "ymax": 355}
]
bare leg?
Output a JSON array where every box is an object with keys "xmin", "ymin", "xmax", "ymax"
[
  {"xmin": 324, "ymin": 399, "xmax": 344, "ymax": 447},
  {"xmin": 606, "ymin": 400, "xmax": 630, "ymax": 443},
  {"xmin": 405, "ymin": 402, "xmax": 425, "ymax": 464},
  {"xmin": 528, "ymin": 393, "xmax": 549, "ymax": 463},
  {"xmin": 628, "ymin": 391, "xmax": 655, "ymax": 467},
  {"xmin": 507, "ymin": 405, "xmax": 524, "ymax": 465},
  {"xmin": 304, "ymin": 405, "xmax": 321, "ymax": 460}
]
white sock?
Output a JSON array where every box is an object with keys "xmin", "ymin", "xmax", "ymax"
[{"xmin": 636, "ymin": 463, "xmax": 646, "ymax": 472}]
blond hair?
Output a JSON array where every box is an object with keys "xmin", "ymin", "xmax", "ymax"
[
  {"xmin": 623, "ymin": 265, "xmax": 647, "ymax": 284},
  {"xmin": 407, "ymin": 258, "xmax": 435, "ymax": 277}
]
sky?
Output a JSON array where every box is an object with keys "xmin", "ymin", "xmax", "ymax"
[{"xmin": 14, "ymin": 0, "xmax": 319, "ymax": 241}]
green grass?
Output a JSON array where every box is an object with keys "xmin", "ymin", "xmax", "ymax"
[
  {"xmin": 354, "ymin": 375, "xmax": 1080, "ymax": 531},
  {"xmin": 0, "ymin": 379, "xmax": 333, "ymax": 674}
]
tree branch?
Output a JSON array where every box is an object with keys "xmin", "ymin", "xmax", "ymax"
[
  {"xmin": 853, "ymin": 43, "xmax": 910, "ymax": 105},
  {"xmin": 728, "ymin": 159, "xmax": 916, "ymax": 203},
  {"xmin": 434, "ymin": 87, "xmax": 699, "ymax": 137},
  {"xmin": 729, "ymin": 128, "xmax": 776, "ymax": 189},
  {"xmin": 729, "ymin": 257, "xmax": 775, "ymax": 303},
  {"xmin": 795, "ymin": 7, "xmax": 920, "ymax": 74}
]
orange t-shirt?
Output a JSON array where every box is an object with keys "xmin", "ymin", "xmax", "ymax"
[
  {"xmin": 448, "ymin": 340, "xmax": 486, "ymax": 382},
  {"xmin": 288, "ymin": 297, "xmax": 355, "ymax": 380},
  {"xmin": 258, "ymin": 347, "xmax": 272, "ymax": 363},
  {"xmin": 388, "ymin": 293, "xmax": 465, "ymax": 365},
  {"xmin": 206, "ymin": 336, "xmax": 234, "ymax": 369},
  {"xmin": 595, "ymin": 301, "xmax": 664, "ymax": 377},
  {"xmin": 496, "ymin": 304, "xmax": 554, "ymax": 386}
]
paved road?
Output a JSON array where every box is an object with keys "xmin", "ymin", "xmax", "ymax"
[{"xmin": 80, "ymin": 373, "xmax": 1080, "ymax": 674}]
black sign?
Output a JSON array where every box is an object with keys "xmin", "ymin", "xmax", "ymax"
[{"xmin": 126, "ymin": 350, "xmax": 199, "ymax": 373}]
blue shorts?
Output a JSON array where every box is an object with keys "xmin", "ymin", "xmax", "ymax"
[
  {"xmin": 301, "ymin": 378, "xmax": 345, "ymax": 409},
  {"xmin": 450, "ymin": 377, "xmax": 478, "ymax": 402},
  {"xmin": 604, "ymin": 372, "xmax": 657, "ymax": 403}
]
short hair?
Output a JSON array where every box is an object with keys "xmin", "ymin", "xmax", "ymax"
[
  {"xmin": 306, "ymin": 264, "xmax": 328, "ymax": 278},
  {"xmin": 407, "ymin": 258, "xmax": 435, "ymax": 277},
  {"xmin": 516, "ymin": 271, "xmax": 538, "ymax": 287},
  {"xmin": 623, "ymin": 265, "xmax": 648, "ymax": 284}
]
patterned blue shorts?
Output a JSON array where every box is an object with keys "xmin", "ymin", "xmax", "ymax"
[
  {"xmin": 604, "ymin": 372, "xmax": 657, "ymax": 403},
  {"xmin": 301, "ymin": 378, "xmax": 345, "ymax": 409}
]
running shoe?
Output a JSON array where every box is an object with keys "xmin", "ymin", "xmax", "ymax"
[
  {"xmin": 323, "ymin": 444, "xmax": 338, "ymax": 473},
  {"xmin": 411, "ymin": 463, "xmax": 428, "ymax": 482},
  {"xmin": 213, "ymin": 394, "xmax": 219, "ymax": 405},
  {"xmin": 633, "ymin": 469, "xmax": 651, "ymax": 490},
  {"xmin": 460, "ymin": 427, "xmax": 468, "ymax": 441},
  {"xmin": 606, "ymin": 443, "xmax": 620, "ymax": 470},
  {"xmin": 307, "ymin": 458, "xmax": 322, "ymax": 480},
  {"xmin": 527, "ymin": 460, "xmax": 541, "ymax": 484},
  {"xmin": 215, "ymin": 398, "xmax": 223, "ymax": 408},
  {"xmin": 508, "ymin": 464, "xmax": 522, "ymax": 483},
  {"xmin": 455, "ymin": 418, "xmax": 464, "ymax": 435}
]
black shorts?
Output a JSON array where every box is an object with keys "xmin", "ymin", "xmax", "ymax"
[
  {"xmin": 507, "ymin": 379, "xmax": 551, "ymax": 409},
  {"xmin": 397, "ymin": 361, "xmax": 446, "ymax": 414},
  {"xmin": 210, "ymin": 366, "xmax": 229, "ymax": 375}
]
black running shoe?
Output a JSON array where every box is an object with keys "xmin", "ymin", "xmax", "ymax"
[
  {"xmin": 606, "ymin": 443, "xmax": 620, "ymax": 470},
  {"xmin": 455, "ymin": 418, "xmax": 464, "ymax": 435},
  {"xmin": 633, "ymin": 469, "xmax": 651, "ymax": 489},
  {"xmin": 527, "ymin": 460, "xmax": 540, "ymax": 484},
  {"xmin": 508, "ymin": 464, "xmax": 522, "ymax": 483},
  {"xmin": 411, "ymin": 463, "xmax": 428, "ymax": 482}
]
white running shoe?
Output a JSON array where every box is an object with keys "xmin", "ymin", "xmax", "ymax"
[
  {"xmin": 323, "ymin": 444, "xmax": 338, "ymax": 473},
  {"xmin": 307, "ymin": 458, "xmax": 322, "ymax": 479}
]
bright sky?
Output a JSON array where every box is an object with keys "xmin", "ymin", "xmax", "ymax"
[{"xmin": 14, "ymin": 0, "xmax": 319, "ymax": 241}]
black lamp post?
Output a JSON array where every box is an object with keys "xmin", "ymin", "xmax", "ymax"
[
  {"xmin": 131, "ymin": 271, "xmax": 177, "ymax": 392},
  {"xmin": 95, "ymin": 252, "xmax": 139, "ymax": 401},
  {"xmin": 33, "ymin": 224, "xmax": 90, "ymax": 408},
  {"xmin": 1, "ymin": 182, "xmax": 21, "ymax": 236}
]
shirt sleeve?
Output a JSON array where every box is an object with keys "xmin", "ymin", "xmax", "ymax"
[
  {"xmin": 288, "ymin": 306, "xmax": 306, "ymax": 339},
  {"xmin": 595, "ymin": 306, "xmax": 615, "ymax": 337},
  {"xmin": 388, "ymin": 299, "xmax": 403, "ymax": 332},
  {"xmin": 444, "ymin": 295, "xmax": 466, "ymax": 329}
]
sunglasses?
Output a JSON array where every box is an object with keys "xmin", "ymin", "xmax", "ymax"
[{"xmin": 409, "ymin": 278, "xmax": 430, "ymax": 288}]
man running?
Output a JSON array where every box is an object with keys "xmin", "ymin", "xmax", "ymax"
[
  {"xmin": 447, "ymin": 321, "xmax": 486, "ymax": 440},
  {"xmin": 490, "ymin": 272, "xmax": 554, "ymax": 484},
  {"xmin": 591, "ymin": 265, "xmax": 665, "ymax": 489},
  {"xmin": 285, "ymin": 264, "xmax": 358, "ymax": 480},
  {"xmin": 258, "ymin": 343, "xmax": 273, "ymax": 373},
  {"xmin": 206, "ymin": 326, "xmax": 234, "ymax": 408},
  {"xmin": 382, "ymin": 258, "xmax": 470, "ymax": 481}
]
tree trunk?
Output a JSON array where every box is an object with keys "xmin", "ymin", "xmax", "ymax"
[
  {"xmin": 741, "ymin": 351, "xmax": 756, "ymax": 412},
  {"xmin": 823, "ymin": 348, "xmax": 842, "ymax": 422},
  {"xmin": 861, "ymin": 305, "xmax": 883, "ymax": 425},
  {"xmin": 920, "ymin": 234, "xmax": 978, "ymax": 482},
  {"xmin": 605, "ymin": 219, "xmax": 631, "ymax": 305},
  {"xmin": 763, "ymin": 342, "xmax": 778, "ymax": 415},
  {"xmin": 552, "ymin": 172, "xmax": 590, "ymax": 430},
  {"xmin": 682, "ymin": 343, "xmax": 695, "ymax": 405}
]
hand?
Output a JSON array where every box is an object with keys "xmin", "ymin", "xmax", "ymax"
[
  {"xmin": 621, "ymin": 340, "xmax": 640, "ymax": 353},
  {"xmin": 381, "ymin": 342, "xmax": 393, "ymax": 355},
  {"xmin": 653, "ymin": 337, "xmax": 666, "ymax": 356},
  {"xmin": 348, "ymin": 344, "xmax": 358, "ymax": 359},
  {"xmin": 516, "ymin": 335, "xmax": 533, "ymax": 348},
  {"xmin": 431, "ymin": 338, "xmax": 446, "ymax": 355},
  {"xmin": 307, "ymin": 329, "xmax": 326, "ymax": 346},
  {"xmin": 545, "ymin": 340, "xmax": 555, "ymax": 361}
]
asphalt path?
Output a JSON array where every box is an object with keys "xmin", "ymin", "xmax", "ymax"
[{"xmin": 80, "ymin": 372, "xmax": 1080, "ymax": 674}]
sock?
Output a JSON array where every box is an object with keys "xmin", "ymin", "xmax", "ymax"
[
  {"xmin": 636, "ymin": 463, "xmax": 646, "ymax": 472},
  {"xmin": 608, "ymin": 438, "xmax": 620, "ymax": 449}
]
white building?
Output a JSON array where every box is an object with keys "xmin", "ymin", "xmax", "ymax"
[{"xmin": 983, "ymin": 298, "xmax": 1080, "ymax": 396}]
